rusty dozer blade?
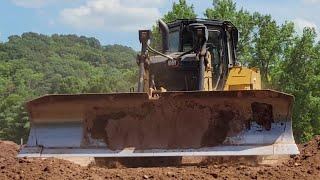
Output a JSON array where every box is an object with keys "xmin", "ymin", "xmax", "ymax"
[{"xmin": 19, "ymin": 90, "xmax": 299, "ymax": 158}]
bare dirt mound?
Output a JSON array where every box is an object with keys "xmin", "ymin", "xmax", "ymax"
[
  {"xmin": 0, "ymin": 141, "xmax": 96, "ymax": 180},
  {"xmin": 1, "ymin": 136, "xmax": 320, "ymax": 179}
]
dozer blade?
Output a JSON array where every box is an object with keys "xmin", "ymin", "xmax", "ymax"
[{"xmin": 19, "ymin": 90, "xmax": 299, "ymax": 158}]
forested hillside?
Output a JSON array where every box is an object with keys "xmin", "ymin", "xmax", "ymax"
[{"xmin": 0, "ymin": 33, "xmax": 138, "ymax": 141}]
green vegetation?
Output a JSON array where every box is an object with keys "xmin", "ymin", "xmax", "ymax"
[
  {"xmin": 0, "ymin": 0, "xmax": 319, "ymax": 143},
  {"xmin": 151, "ymin": 0, "xmax": 197, "ymax": 49},
  {"xmin": 0, "ymin": 33, "xmax": 138, "ymax": 142}
]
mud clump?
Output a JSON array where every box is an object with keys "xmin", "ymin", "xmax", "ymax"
[
  {"xmin": 251, "ymin": 102, "xmax": 274, "ymax": 130},
  {"xmin": 1, "ymin": 136, "xmax": 320, "ymax": 179}
]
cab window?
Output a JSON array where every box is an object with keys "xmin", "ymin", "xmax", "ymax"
[{"xmin": 168, "ymin": 30, "xmax": 179, "ymax": 52}]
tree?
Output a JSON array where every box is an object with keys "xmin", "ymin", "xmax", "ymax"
[
  {"xmin": 163, "ymin": 0, "xmax": 197, "ymax": 22},
  {"xmin": 250, "ymin": 15, "xmax": 294, "ymax": 84},
  {"xmin": 205, "ymin": 0, "xmax": 255, "ymax": 63},
  {"xmin": 151, "ymin": 0, "xmax": 197, "ymax": 49},
  {"xmin": 276, "ymin": 28, "xmax": 320, "ymax": 142},
  {"xmin": 205, "ymin": 0, "xmax": 295, "ymax": 85}
]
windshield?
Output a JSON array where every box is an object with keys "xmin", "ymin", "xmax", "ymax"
[
  {"xmin": 168, "ymin": 27, "xmax": 223, "ymax": 56},
  {"xmin": 181, "ymin": 28, "xmax": 223, "ymax": 53},
  {"xmin": 168, "ymin": 30, "xmax": 179, "ymax": 52},
  {"xmin": 182, "ymin": 30, "xmax": 193, "ymax": 52},
  {"xmin": 207, "ymin": 30, "xmax": 223, "ymax": 87},
  {"xmin": 208, "ymin": 30, "xmax": 222, "ymax": 49}
]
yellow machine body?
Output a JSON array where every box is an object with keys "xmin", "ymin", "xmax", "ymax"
[{"xmin": 224, "ymin": 67, "xmax": 261, "ymax": 91}]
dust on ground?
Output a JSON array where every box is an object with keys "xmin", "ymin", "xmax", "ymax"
[{"xmin": 0, "ymin": 136, "xmax": 320, "ymax": 180}]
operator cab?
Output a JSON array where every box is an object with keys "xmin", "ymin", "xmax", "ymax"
[{"xmin": 148, "ymin": 19, "xmax": 239, "ymax": 91}]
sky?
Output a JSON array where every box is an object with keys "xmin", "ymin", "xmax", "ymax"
[{"xmin": 0, "ymin": 0, "xmax": 319, "ymax": 50}]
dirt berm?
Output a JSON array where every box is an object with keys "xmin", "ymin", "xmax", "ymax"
[{"xmin": 1, "ymin": 136, "xmax": 320, "ymax": 179}]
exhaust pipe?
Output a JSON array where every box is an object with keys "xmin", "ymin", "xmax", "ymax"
[{"xmin": 158, "ymin": 19, "xmax": 169, "ymax": 53}]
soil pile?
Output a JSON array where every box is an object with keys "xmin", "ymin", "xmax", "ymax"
[{"xmin": 0, "ymin": 136, "xmax": 319, "ymax": 180}]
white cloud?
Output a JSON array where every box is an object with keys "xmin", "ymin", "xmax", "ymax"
[
  {"xmin": 294, "ymin": 18, "xmax": 318, "ymax": 33},
  {"xmin": 48, "ymin": 20, "xmax": 55, "ymax": 26},
  {"xmin": 303, "ymin": 0, "xmax": 320, "ymax": 4},
  {"xmin": 293, "ymin": 18, "xmax": 320, "ymax": 41},
  {"xmin": 59, "ymin": 0, "xmax": 165, "ymax": 32},
  {"xmin": 11, "ymin": 0, "xmax": 59, "ymax": 8}
]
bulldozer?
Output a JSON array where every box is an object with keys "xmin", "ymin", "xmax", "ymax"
[{"xmin": 19, "ymin": 19, "xmax": 299, "ymax": 159}]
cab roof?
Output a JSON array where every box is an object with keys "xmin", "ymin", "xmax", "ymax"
[
  {"xmin": 167, "ymin": 18, "xmax": 239, "ymax": 47},
  {"xmin": 167, "ymin": 19, "xmax": 237, "ymax": 30}
]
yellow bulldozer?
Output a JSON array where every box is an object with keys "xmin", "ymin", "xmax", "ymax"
[{"xmin": 19, "ymin": 19, "xmax": 299, "ymax": 158}]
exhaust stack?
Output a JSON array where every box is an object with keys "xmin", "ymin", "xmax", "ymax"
[{"xmin": 158, "ymin": 19, "xmax": 169, "ymax": 53}]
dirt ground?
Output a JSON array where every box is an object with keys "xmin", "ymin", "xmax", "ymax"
[{"xmin": 0, "ymin": 136, "xmax": 320, "ymax": 180}]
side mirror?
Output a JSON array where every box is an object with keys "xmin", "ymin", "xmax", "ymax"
[{"xmin": 139, "ymin": 30, "xmax": 151, "ymax": 45}]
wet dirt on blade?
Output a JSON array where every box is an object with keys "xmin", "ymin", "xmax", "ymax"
[{"xmin": 83, "ymin": 96, "xmax": 279, "ymax": 150}]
